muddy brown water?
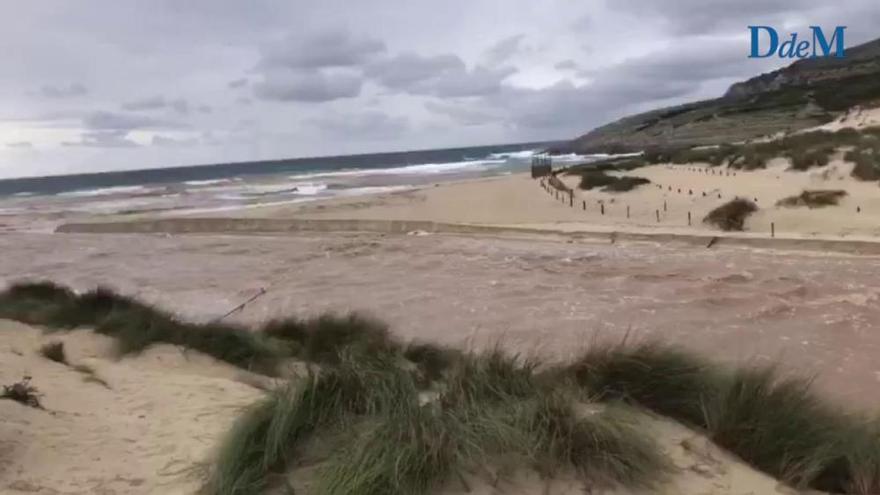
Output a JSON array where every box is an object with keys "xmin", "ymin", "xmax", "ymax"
[{"xmin": 2, "ymin": 231, "xmax": 879, "ymax": 410}]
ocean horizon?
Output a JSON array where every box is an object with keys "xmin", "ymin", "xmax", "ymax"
[
  {"xmin": 0, "ymin": 140, "xmax": 563, "ymax": 196},
  {"xmin": 0, "ymin": 139, "xmax": 611, "ymax": 220}
]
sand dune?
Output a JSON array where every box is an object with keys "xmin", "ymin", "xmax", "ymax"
[
  {"xmin": 1, "ymin": 319, "xmax": 797, "ymax": 495},
  {"xmin": 811, "ymin": 105, "xmax": 880, "ymax": 132},
  {"xmin": 0, "ymin": 320, "xmax": 263, "ymax": 494}
]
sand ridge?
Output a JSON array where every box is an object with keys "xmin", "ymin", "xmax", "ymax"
[{"xmin": 0, "ymin": 320, "xmax": 263, "ymax": 495}]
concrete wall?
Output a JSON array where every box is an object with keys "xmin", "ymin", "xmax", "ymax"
[{"xmin": 55, "ymin": 217, "xmax": 880, "ymax": 256}]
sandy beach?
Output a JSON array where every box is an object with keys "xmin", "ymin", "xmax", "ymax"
[{"xmin": 192, "ymin": 159, "xmax": 877, "ymax": 242}]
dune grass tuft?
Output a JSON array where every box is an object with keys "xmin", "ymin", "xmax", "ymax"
[
  {"xmin": 39, "ymin": 340, "xmax": 67, "ymax": 364},
  {"xmin": 0, "ymin": 282, "xmax": 286, "ymax": 374},
  {"xmin": 403, "ymin": 341, "xmax": 461, "ymax": 384},
  {"xmin": 209, "ymin": 350, "xmax": 417, "ymax": 495},
  {"xmin": 568, "ymin": 342, "xmax": 720, "ymax": 426},
  {"xmin": 703, "ymin": 366, "xmax": 847, "ymax": 488},
  {"xmin": 524, "ymin": 394, "xmax": 668, "ymax": 487},
  {"xmin": 262, "ymin": 312, "xmax": 395, "ymax": 364},
  {"xmin": 568, "ymin": 342, "xmax": 880, "ymax": 493},
  {"xmin": 211, "ymin": 345, "xmax": 670, "ymax": 495}
]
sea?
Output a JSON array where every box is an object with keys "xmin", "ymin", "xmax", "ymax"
[{"xmin": 0, "ymin": 141, "xmax": 604, "ymax": 221}]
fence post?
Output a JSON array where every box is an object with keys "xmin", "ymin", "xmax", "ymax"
[
  {"xmin": 688, "ymin": 211, "xmax": 692, "ymax": 226},
  {"xmin": 626, "ymin": 205, "xmax": 630, "ymax": 219},
  {"xmin": 655, "ymin": 209, "xmax": 660, "ymax": 222},
  {"xmin": 569, "ymin": 191, "xmax": 573, "ymax": 207},
  {"xmin": 663, "ymin": 200, "xmax": 667, "ymax": 212},
  {"xmin": 600, "ymin": 203, "xmax": 605, "ymax": 215},
  {"xmin": 771, "ymin": 222, "xmax": 775, "ymax": 238},
  {"xmin": 582, "ymin": 200, "xmax": 586, "ymax": 210}
]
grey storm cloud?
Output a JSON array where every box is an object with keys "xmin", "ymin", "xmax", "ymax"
[
  {"xmin": 484, "ymin": 34, "xmax": 526, "ymax": 65},
  {"xmin": 428, "ymin": 35, "xmax": 783, "ymax": 136},
  {"xmin": 121, "ymin": 96, "xmax": 167, "ymax": 111},
  {"xmin": 424, "ymin": 101, "xmax": 499, "ymax": 126},
  {"xmin": 366, "ymin": 53, "xmax": 516, "ymax": 97},
  {"xmin": 7, "ymin": 141, "xmax": 34, "ymax": 148},
  {"xmin": 308, "ymin": 110, "xmax": 409, "ymax": 139},
  {"xmin": 121, "ymin": 96, "xmax": 193, "ymax": 114},
  {"xmin": 152, "ymin": 134, "xmax": 199, "ymax": 147},
  {"xmin": 253, "ymin": 71, "xmax": 363, "ymax": 102},
  {"xmin": 605, "ymin": 0, "xmax": 864, "ymax": 37},
  {"xmin": 259, "ymin": 30, "xmax": 386, "ymax": 70},
  {"xmin": 227, "ymin": 78, "xmax": 248, "ymax": 89},
  {"xmin": 554, "ymin": 60, "xmax": 579, "ymax": 71},
  {"xmin": 83, "ymin": 111, "xmax": 182, "ymax": 131},
  {"xmin": 38, "ymin": 83, "xmax": 88, "ymax": 98},
  {"xmin": 63, "ymin": 130, "xmax": 139, "ymax": 148},
  {"xmin": 590, "ymin": 38, "xmax": 777, "ymax": 87}
]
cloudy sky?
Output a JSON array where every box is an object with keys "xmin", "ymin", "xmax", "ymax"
[{"xmin": 1, "ymin": 1, "xmax": 877, "ymax": 178}]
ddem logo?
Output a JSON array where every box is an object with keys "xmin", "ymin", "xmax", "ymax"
[{"xmin": 748, "ymin": 26, "xmax": 846, "ymax": 59}]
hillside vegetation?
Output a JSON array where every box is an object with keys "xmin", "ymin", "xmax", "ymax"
[
  {"xmin": 564, "ymin": 126, "xmax": 880, "ymax": 181},
  {"xmin": 557, "ymin": 37, "xmax": 880, "ymax": 154}
]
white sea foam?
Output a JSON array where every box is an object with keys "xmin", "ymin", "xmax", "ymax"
[
  {"xmin": 288, "ymin": 158, "xmax": 506, "ymax": 180},
  {"xmin": 63, "ymin": 197, "xmax": 172, "ymax": 214},
  {"xmin": 236, "ymin": 181, "xmax": 329, "ymax": 196},
  {"xmin": 489, "ymin": 149, "xmax": 538, "ymax": 159},
  {"xmin": 336, "ymin": 185, "xmax": 412, "ymax": 197},
  {"xmin": 183, "ymin": 178, "xmax": 233, "ymax": 186},
  {"xmin": 167, "ymin": 184, "xmax": 414, "ymax": 216},
  {"xmin": 58, "ymin": 185, "xmax": 151, "ymax": 197}
]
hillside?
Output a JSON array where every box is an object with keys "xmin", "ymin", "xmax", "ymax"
[{"xmin": 561, "ymin": 36, "xmax": 880, "ymax": 154}]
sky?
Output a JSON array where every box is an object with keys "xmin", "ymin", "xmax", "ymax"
[{"xmin": 1, "ymin": 0, "xmax": 878, "ymax": 179}]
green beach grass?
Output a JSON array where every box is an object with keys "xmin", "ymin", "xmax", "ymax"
[{"xmin": 3, "ymin": 280, "xmax": 880, "ymax": 494}]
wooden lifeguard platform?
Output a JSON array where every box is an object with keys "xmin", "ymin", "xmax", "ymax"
[{"xmin": 530, "ymin": 155, "xmax": 552, "ymax": 178}]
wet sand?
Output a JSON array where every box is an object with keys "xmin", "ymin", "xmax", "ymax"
[{"xmin": 3, "ymin": 231, "xmax": 880, "ymax": 410}]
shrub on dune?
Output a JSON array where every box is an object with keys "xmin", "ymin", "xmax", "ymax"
[
  {"xmin": 777, "ymin": 189, "xmax": 847, "ymax": 208},
  {"xmin": 578, "ymin": 171, "xmax": 618, "ymax": 190},
  {"xmin": 846, "ymin": 148, "xmax": 880, "ymax": 181},
  {"xmin": 703, "ymin": 198, "xmax": 758, "ymax": 231},
  {"xmin": 577, "ymin": 171, "xmax": 651, "ymax": 192},
  {"xmin": 788, "ymin": 147, "xmax": 833, "ymax": 171},
  {"xmin": 603, "ymin": 176, "xmax": 651, "ymax": 192}
]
